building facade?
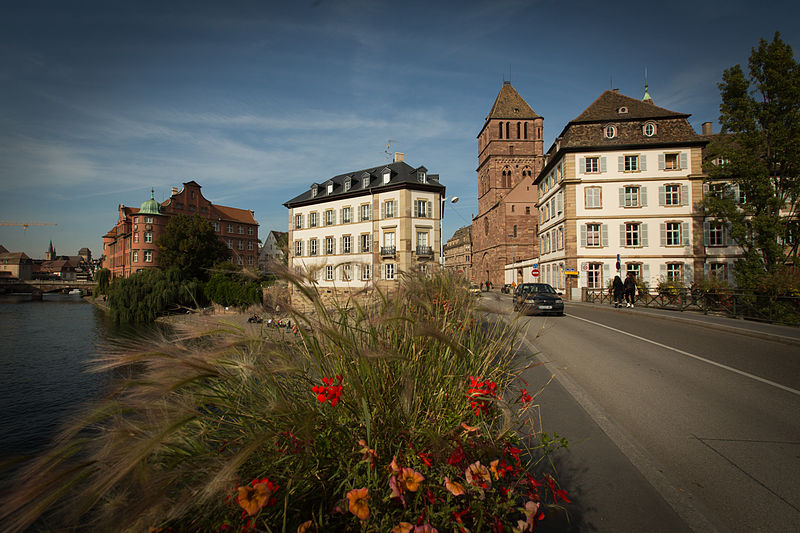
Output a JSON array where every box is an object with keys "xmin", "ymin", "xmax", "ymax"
[
  {"xmin": 258, "ymin": 230, "xmax": 287, "ymax": 273},
  {"xmin": 443, "ymin": 225, "xmax": 473, "ymax": 281},
  {"xmin": 472, "ymin": 82, "xmax": 544, "ymax": 288},
  {"xmin": 534, "ymin": 89, "xmax": 709, "ymax": 299},
  {"xmin": 284, "ymin": 155, "xmax": 445, "ymax": 301},
  {"xmin": 102, "ymin": 181, "xmax": 259, "ymax": 279}
]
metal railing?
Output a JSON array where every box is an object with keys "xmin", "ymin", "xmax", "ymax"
[
  {"xmin": 380, "ymin": 246, "xmax": 396, "ymax": 257},
  {"xmin": 583, "ymin": 287, "xmax": 800, "ymax": 326},
  {"xmin": 416, "ymin": 245, "xmax": 433, "ymax": 257}
]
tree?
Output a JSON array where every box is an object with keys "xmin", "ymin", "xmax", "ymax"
[
  {"xmin": 95, "ymin": 268, "xmax": 110, "ymax": 295},
  {"xmin": 705, "ymin": 33, "xmax": 800, "ymax": 289},
  {"xmin": 157, "ymin": 214, "xmax": 230, "ymax": 281},
  {"xmin": 204, "ymin": 263, "xmax": 262, "ymax": 307},
  {"xmin": 108, "ymin": 268, "xmax": 205, "ymax": 324}
]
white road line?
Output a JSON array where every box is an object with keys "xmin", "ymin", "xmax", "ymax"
[{"xmin": 568, "ymin": 314, "xmax": 800, "ymax": 397}]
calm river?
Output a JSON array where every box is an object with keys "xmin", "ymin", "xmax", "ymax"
[{"xmin": 0, "ymin": 294, "xmax": 149, "ymax": 461}]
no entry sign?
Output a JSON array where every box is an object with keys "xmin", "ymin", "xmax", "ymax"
[{"xmin": 531, "ymin": 268, "xmax": 540, "ymax": 277}]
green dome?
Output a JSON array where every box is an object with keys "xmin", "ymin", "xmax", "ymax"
[{"xmin": 139, "ymin": 189, "xmax": 161, "ymax": 215}]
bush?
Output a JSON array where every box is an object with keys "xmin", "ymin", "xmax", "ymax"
[
  {"xmin": 204, "ymin": 266, "xmax": 263, "ymax": 308},
  {"xmin": 107, "ymin": 267, "xmax": 205, "ymax": 324},
  {"xmin": 1, "ymin": 269, "xmax": 570, "ymax": 532}
]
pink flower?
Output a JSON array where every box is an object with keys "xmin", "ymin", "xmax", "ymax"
[
  {"xmin": 444, "ymin": 476, "xmax": 466, "ymax": 496},
  {"xmin": 465, "ymin": 461, "xmax": 491, "ymax": 489}
]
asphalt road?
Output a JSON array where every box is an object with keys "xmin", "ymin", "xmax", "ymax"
[{"xmin": 482, "ymin": 292, "xmax": 800, "ymax": 533}]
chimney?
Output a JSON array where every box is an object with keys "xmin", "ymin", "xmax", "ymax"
[
  {"xmin": 394, "ymin": 152, "xmax": 404, "ymax": 163},
  {"xmin": 702, "ymin": 122, "xmax": 713, "ymax": 136},
  {"xmin": 171, "ymin": 187, "xmax": 178, "ymax": 195}
]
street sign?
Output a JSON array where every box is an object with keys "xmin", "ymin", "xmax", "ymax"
[
  {"xmin": 581, "ymin": 263, "xmax": 589, "ymax": 271},
  {"xmin": 531, "ymin": 268, "xmax": 540, "ymax": 277},
  {"xmin": 531, "ymin": 263, "xmax": 539, "ymax": 269},
  {"xmin": 564, "ymin": 270, "xmax": 579, "ymax": 276}
]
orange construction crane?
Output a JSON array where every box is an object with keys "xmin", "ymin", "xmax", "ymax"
[{"xmin": 0, "ymin": 221, "xmax": 58, "ymax": 230}]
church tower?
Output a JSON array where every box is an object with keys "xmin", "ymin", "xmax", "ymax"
[
  {"xmin": 472, "ymin": 82, "xmax": 543, "ymax": 287},
  {"xmin": 45, "ymin": 240, "xmax": 56, "ymax": 261}
]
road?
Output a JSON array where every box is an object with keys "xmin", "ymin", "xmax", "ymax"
[{"xmin": 481, "ymin": 292, "xmax": 800, "ymax": 533}]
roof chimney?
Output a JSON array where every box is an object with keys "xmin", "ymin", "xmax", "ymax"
[
  {"xmin": 702, "ymin": 122, "xmax": 713, "ymax": 136},
  {"xmin": 394, "ymin": 152, "xmax": 404, "ymax": 163},
  {"xmin": 171, "ymin": 187, "xmax": 178, "ymax": 195}
]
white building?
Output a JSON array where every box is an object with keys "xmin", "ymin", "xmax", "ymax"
[
  {"xmin": 283, "ymin": 154, "xmax": 445, "ymax": 302},
  {"xmin": 534, "ymin": 88, "xmax": 710, "ymax": 299}
]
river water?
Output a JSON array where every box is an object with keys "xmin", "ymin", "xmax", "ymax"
[{"xmin": 0, "ymin": 294, "xmax": 143, "ymax": 461}]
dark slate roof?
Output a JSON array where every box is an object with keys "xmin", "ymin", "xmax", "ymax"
[
  {"xmin": 485, "ymin": 82, "xmax": 541, "ymax": 121},
  {"xmin": 283, "ymin": 161, "xmax": 443, "ymax": 208},
  {"xmin": 571, "ymin": 90, "xmax": 688, "ymax": 123}
]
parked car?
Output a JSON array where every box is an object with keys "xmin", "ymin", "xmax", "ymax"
[
  {"xmin": 469, "ymin": 284, "xmax": 481, "ymax": 295},
  {"xmin": 513, "ymin": 283, "xmax": 565, "ymax": 316},
  {"xmin": 501, "ymin": 284, "xmax": 512, "ymax": 294}
]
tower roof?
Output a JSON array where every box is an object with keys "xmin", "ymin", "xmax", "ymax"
[
  {"xmin": 571, "ymin": 89, "xmax": 686, "ymax": 123},
  {"xmin": 485, "ymin": 82, "xmax": 541, "ymax": 122},
  {"xmin": 139, "ymin": 189, "xmax": 162, "ymax": 215}
]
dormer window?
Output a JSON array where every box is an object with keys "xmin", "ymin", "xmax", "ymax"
[
  {"xmin": 327, "ymin": 183, "xmax": 334, "ymax": 194},
  {"xmin": 362, "ymin": 176, "xmax": 369, "ymax": 188},
  {"xmin": 311, "ymin": 185, "xmax": 318, "ymax": 198},
  {"xmin": 643, "ymin": 122, "xmax": 657, "ymax": 137},
  {"xmin": 344, "ymin": 178, "xmax": 351, "ymax": 192},
  {"xmin": 383, "ymin": 170, "xmax": 390, "ymax": 184},
  {"xmin": 418, "ymin": 171, "xmax": 427, "ymax": 183},
  {"xmin": 604, "ymin": 125, "xmax": 617, "ymax": 139},
  {"xmin": 618, "ymin": 106, "xmax": 628, "ymax": 114}
]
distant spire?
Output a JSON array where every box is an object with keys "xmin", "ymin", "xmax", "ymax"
[{"xmin": 643, "ymin": 84, "xmax": 653, "ymax": 103}]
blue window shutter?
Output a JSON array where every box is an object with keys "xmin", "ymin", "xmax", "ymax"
[
  {"xmin": 640, "ymin": 154, "xmax": 647, "ymax": 171},
  {"xmin": 600, "ymin": 157, "xmax": 607, "ymax": 173},
  {"xmin": 658, "ymin": 154, "xmax": 665, "ymax": 170},
  {"xmin": 641, "ymin": 224, "xmax": 649, "ymax": 247},
  {"xmin": 680, "ymin": 152, "xmax": 688, "ymax": 171},
  {"xmin": 618, "ymin": 156, "xmax": 624, "ymax": 172},
  {"xmin": 602, "ymin": 224, "xmax": 608, "ymax": 247},
  {"xmin": 659, "ymin": 185, "xmax": 666, "ymax": 206}
]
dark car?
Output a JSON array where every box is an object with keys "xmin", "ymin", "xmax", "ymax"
[
  {"xmin": 501, "ymin": 284, "xmax": 513, "ymax": 294},
  {"xmin": 512, "ymin": 283, "xmax": 565, "ymax": 316}
]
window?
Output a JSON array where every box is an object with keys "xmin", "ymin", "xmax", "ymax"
[
  {"xmin": 342, "ymin": 207, "xmax": 351, "ymax": 224},
  {"xmin": 344, "ymin": 178, "xmax": 351, "ymax": 192},
  {"xmin": 237, "ymin": 256, "xmax": 243, "ymax": 266},
  {"xmin": 625, "ymin": 223, "xmax": 640, "ymax": 247},
  {"xmin": 586, "ymin": 223, "xmax": 601, "ymax": 247},
  {"xmin": 586, "ymin": 187, "xmax": 602, "ymax": 208},
  {"xmin": 624, "ymin": 155, "xmax": 639, "ymax": 172},
  {"xmin": 604, "ymin": 125, "xmax": 616, "ymax": 139},
  {"xmin": 383, "ymin": 171, "xmax": 391, "ymax": 184},
  {"xmin": 311, "ymin": 185, "xmax": 318, "ymax": 198},
  {"xmin": 145, "ymin": 232, "xmax": 153, "ymax": 244},
  {"xmin": 144, "ymin": 251, "xmax": 153, "ymax": 263},
  {"xmin": 310, "ymin": 239, "xmax": 318, "ymax": 256},
  {"xmin": 238, "ymin": 225, "xmax": 244, "ymax": 234},
  {"xmin": 361, "ymin": 264, "xmax": 371, "ymax": 280},
  {"xmin": 360, "ymin": 204, "xmax": 371, "ymax": 221},
  {"xmin": 664, "ymin": 184, "xmax": 681, "ymax": 206},
  {"xmin": 342, "ymin": 264, "xmax": 352, "ymax": 281},
  {"xmin": 325, "ymin": 265, "xmax": 334, "ymax": 281},
  {"xmin": 665, "ymin": 153, "xmax": 678, "ymax": 170},
  {"xmin": 513, "ymin": 225, "xmax": 518, "ymax": 237},
  {"xmin": 343, "ymin": 235, "xmax": 352, "ymax": 254},
  {"xmin": 325, "ymin": 210, "xmax": 335, "ymax": 226},
  {"xmin": 384, "ymin": 200, "xmax": 396, "ymax": 218},
  {"xmin": 227, "ymin": 224, "xmax": 234, "ymax": 233},
  {"xmin": 213, "ymin": 222, "xmax": 219, "ymax": 232},
  {"xmin": 585, "ymin": 157, "xmax": 599, "ymax": 173},
  {"xmin": 132, "ymin": 250, "xmax": 138, "ymax": 263},
  {"xmin": 385, "ymin": 263, "xmax": 396, "ymax": 280},
  {"xmin": 325, "ymin": 237, "xmax": 335, "ymax": 255},
  {"xmin": 327, "ymin": 183, "xmax": 333, "ymax": 194},
  {"xmin": 557, "ymin": 227, "xmax": 563, "ymax": 250},
  {"xmin": 415, "ymin": 199, "xmax": 428, "ymax": 218},
  {"xmin": 707, "ymin": 222, "xmax": 725, "ymax": 246},
  {"xmin": 525, "ymin": 206, "xmax": 531, "ymax": 215},
  {"xmin": 295, "ymin": 214, "xmax": 303, "ymax": 229},
  {"xmin": 295, "ymin": 240, "xmax": 303, "ymax": 256},
  {"xmin": 418, "ymin": 171, "xmax": 427, "ymax": 183},
  {"xmin": 309, "ymin": 212, "xmax": 318, "ymax": 227},
  {"xmin": 247, "ymin": 241, "xmax": 253, "ymax": 251},
  {"xmin": 709, "ymin": 263, "xmax": 727, "ymax": 279},
  {"xmin": 238, "ymin": 240, "xmax": 244, "ymax": 250},
  {"xmin": 665, "ymin": 222, "xmax": 681, "ymax": 246},
  {"xmin": 133, "ymin": 232, "xmax": 139, "ymax": 243},
  {"xmin": 362, "ymin": 176, "xmax": 369, "ymax": 188},
  {"xmin": 384, "ymin": 232, "xmax": 395, "ymax": 248},
  {"xmin": 227, "ymin": 239, "xmax": 233, "ymax": 249},
  {"xmin": 360, "ymin": 234, "xmax": 371, "ymax": 253},
  {"xmin": 134, "ymin": 217, "xmax": 139, "ymax": 223},
  {"xmin": 626, "ymin": 263, "xmax": 641, "ymax": 279},
  {"xmin": 666, "ymin": 263, "xmax": 682, "ymax": 282},
  {"xmin": 624, "ymin": 186, "xmax": 640, "ymax": 207},
  {"xmin": 587, "ymin": 263, "xmax": 602, "ymax": 289},
  {"xmin": 643, "ymin": 122, "xmax": 656, "ymax": 137},
  {"xmin": 144, "ymin": 216, "xmax": 153, "ymax": 224},
  {"xmin": 247, "ymin": 256, "xmax": 253, "ymax": 265}
]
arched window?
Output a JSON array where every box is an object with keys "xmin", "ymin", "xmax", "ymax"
[
  {"xmin": 498, "ymin": 122, "xmax": 503, "ymax": 139},
  {"xmin": 524, "ymin": 122, "xmax": 528, "ymax": 139},
  {"xmin": 505, "ymin": 122, "xmax": 510, "ymax": 139},
  {"xmin": 517, "ymin": 122, "xmax": 521, "ymax": 139}
]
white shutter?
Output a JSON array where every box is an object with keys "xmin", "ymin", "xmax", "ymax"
[
  {"xmin": 618, "ymin": 156, "xmax": 625, "ymax": 172},
  {"xmin": 579, "ymin": 157, "xmax": 585, "ymax": 174},
  {"xmin": 557, "ymin": 192, "xmax": 563, "ymax": 214},
  {"xmin": 704, "ymin": 221, "xmax": 710, "ymax": 246},
  {"xmin": 682, "ymin": 222, "xmax": 690, "ymax": 246},
  {"xmin": 413, "ymin": 201, "xmax": 418, "ymax": 217},
  {"xmin": 428, "ymin": 201, "xmax": 432, "ymax": 219},
  {"xmin": 641, "ymin": 223, "xmax": 649, "ymax": 247},
  {"xmin": 380, "ymin": 202, "xmax": 384, "ymax": 219},
  {"xmin": 381, "ymin": 264, "xmax": 386, "ymax": 280},
  {"xmin": 620, "ymin": 224, "xmax": 626, "ymax": 246},
  {"xmin": 660, "ymin": 264, "xmax": 667, "ymax": 279},
  {"xmin": 658, "ymin": 154, "xmax": 665, "ymax": 170},
  {"xmin": 601, "ymin": 224, "xmax": 608, "ymax": 247},
  {"xmin": 680, "ymin": 152, "xmax": 689, "ymax": 171},
  {"xmin": 339, "ymin": 237, "xmax": 343, "ymax": 254},
  {"xmin": 660, "ymin": 223, "xmax": 667, "ymax": 246},
  {"xmin": 732, "ymin": 184, "xmax": 741, "ymax": 203},
  {"xmin": 640, "ymin": 154, "xmax": 647, "ymax": 171},
  {"xmin": 642, "ymin": 264, "xmax": 650, "ymax": 285},
  {"xmin": 659, "ymin": 185, "xmax": 666, "ymax": 206},
  {"xmin": 681, "ymin": 184, "xmax": 689, "ymax": 206},
  {"xmin": 600, "ymin": 157, "xmax": 607, "ymax": 173},
  {"xmin": 580, "ymin": 225, "xmax": 587, "ymax": 246},
  {"xmin": 603, "ymin": 263, "xmax": 610, "ymax": 283},
  {"xmin": 685, "ymin": 263, "xmax": 693, "ymax": 283},
  {"xmin": 619, "ymin": 187, "xmax": 625, "ymax": 207},
  {"xmin": 580, "ymin": 263, "xmax": 587, "ymax": 288},
  {"xmin": 726, "ymin": 223, "xmax": 735, "ymax": 246},
  {"xmin": 641, "ymin": 186, "xmax": 648, "ymax": 206}
]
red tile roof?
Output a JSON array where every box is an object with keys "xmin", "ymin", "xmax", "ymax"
[{"xmin": 212, "ymin": 205, "xmax": 257, "ymax": 225}]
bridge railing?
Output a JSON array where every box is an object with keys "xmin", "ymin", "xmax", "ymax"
[{"xmin": 583, "ymin": 287, "xmax": 800, "ymax": 326}]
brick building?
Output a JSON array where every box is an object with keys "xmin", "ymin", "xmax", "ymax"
[
  {"xmin": 102, "ymin": 181, "xmax": 259, "ymax": 279},
  {"xmin": 443, "ymin": 225, "xmax": 473, "ymax": 281},
  {"xmin": 472, "ymin": 82, "xmax": 543, "ymax": 287}
]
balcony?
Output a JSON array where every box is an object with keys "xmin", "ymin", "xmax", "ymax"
[
  {"xmin": 380, "ymin": 246, "xmax": 396, "ymax": 258},
  {"xmin": 416, "ymin": 245, "xmax": 433, "ymax": 258}
]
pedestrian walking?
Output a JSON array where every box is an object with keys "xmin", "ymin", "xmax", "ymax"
[
  {"xmin": 612, "ymin": 275, "xmax": 624, "ymax": 308},
  {"xmin": 624, "ymin": 272, "xmax": 637, "ymax": 308}
]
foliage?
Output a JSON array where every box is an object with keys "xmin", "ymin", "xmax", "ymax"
[
  {"xmin": 94, "ymin": 268, "xmax": 110, "ymax": 295},
  {"xmin": 704, "ymin": 32, "xmax": 800, "ymax": 288},
  {"xmin": 204, "ymin": 263, "xmax": 263, "ymax": 308},
  {"xmin": 157, "ymin": 214, "xmax": 231, "ymax": 281},
  {"xmin": 0, "ymin": 269, "xmax": 570, "ymax": 532},
  {"xmin": 107, "ymin": 267, "xmax": 205, "ymax": 324}
]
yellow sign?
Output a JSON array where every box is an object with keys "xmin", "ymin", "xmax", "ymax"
[{"xmin": 564, "ymin": 270, "xmax": 579, "ymax": 276}]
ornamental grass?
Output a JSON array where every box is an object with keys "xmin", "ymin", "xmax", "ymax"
[{"xmin": 0, "ymin": 268, "xmax": 570, "ymax": 532}]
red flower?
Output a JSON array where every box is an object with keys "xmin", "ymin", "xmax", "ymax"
[
  {"xmin": 418, "ymin": 451, "xmax": 432, "ymax": 467},
  {"xmin": 468, "ymin": 376, "xmax": 498, "ymax": 415},
  {"xmin": 520, "ymin": 388, "xmax": 533, "ymax": 403},
  {"xmin": 447, "ymin": 445, "xmax": 465, "ymax": 466},
  {"xmin": 504, "ymin": 442, "xmax": 522, "ymax": 467},
  {"xmin": 312, "ymin": 375, "xmax": 342, "ymax": 406},
  {"xmin": 546, "ymin": 475, "xmax": 571, "ymax": 503},
  {"xmin": 425, "ymin": 488, "xmax": 436, "ymax": 504}
]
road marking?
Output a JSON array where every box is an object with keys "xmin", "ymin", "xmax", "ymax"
[{"xmin": 568, "ymin": 314, "xmax": 800, "ymax": 397}]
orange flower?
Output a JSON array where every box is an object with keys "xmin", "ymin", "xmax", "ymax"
[
  {"xmin": 346, "ymin": 487, "xmax": 369, "ymax": 520},
  {"xmin": 297, "ymin": 520, "xmax": 313, "ymax": 533},
  {"xmin": 358, "ymin": 439, "xmax": 378, "ymax": 470},
  {"xmin": 400, "ymin": 467, "xmax": 425, "ymax": 492},
  {"xmin": 391, "ymin": 523, "xmax": 414, "ymax": 533},
  {"xmin": 236, "ymin": 483, "xmax": 272, "ymax": 516},
  {"xmin": 444, "ymin": 476, "xmax": 466, "ymax": 496},
  {"xmin": 465, "ymin": 461, "xmax": 491, "ymax": 489},
  {"xmin": 389, "ymin": 455, "xmax": 402, "ymax": 474}
]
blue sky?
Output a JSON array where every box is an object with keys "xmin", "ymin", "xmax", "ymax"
[{"xmin": 1, "ymin": 0, "xmax": 797, "ymax": 259}]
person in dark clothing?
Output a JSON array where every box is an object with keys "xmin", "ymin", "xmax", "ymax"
[
  {"xmin": 612, "ymin": 275, "xmax": 624, "ymax": 308},
  {"xmin": 624, "ymin": 272, "xmax": 637, "ymax": 308}
]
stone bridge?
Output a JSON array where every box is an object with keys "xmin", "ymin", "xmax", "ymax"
[{"xmin": 0, "ymin": 278, "xmax": 96, "ymax": 297}]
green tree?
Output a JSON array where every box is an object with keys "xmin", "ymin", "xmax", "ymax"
[
  {"xmin": 108, "ymin": 268, "xmax": 205, "ymax": 324},
  {"xmin": 704, "ymin": 33, "xmax": 800, "ymax": 288},
  {"xmin": 156, "ymin": 214, "xmax": 230, "ymax": 281},
  {"xmin": 94, "ymin": 268, "xmax": 110, "ymax": 295}
]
